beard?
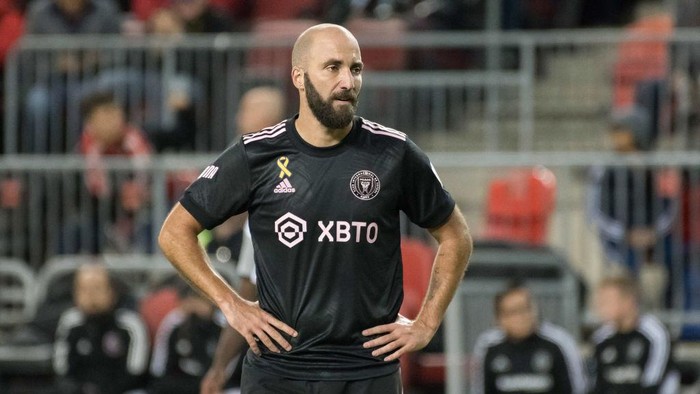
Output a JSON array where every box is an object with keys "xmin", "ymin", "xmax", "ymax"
[{"xmin": 304, "ymin": 73, "xmax": 358, "ymax": 129}]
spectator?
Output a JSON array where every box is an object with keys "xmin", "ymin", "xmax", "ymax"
[
  {"xmin": 53, "ymin": 263, "xmax": 150, "ymax": 394},
  {"xmin": 587, "ymin": 107, "xmax": 678, "ymax": 308},
  {"xmin": 591, "ymin": 275, "xmax": 679, "ymax": 393},
  {"xmin": 22, "ymin": 0, "xmax": 123, "ymax": 152},
  {"xmin": 170, "ymin": 0, "xmax": 231, "ymax": 33},
  {"xmin": 62, "ymin": 92, "xmax": 153, "ymax": 253},
  {"xmin": 148, "ymin": 281, "xmax": 225, "ymax": 394},
  {"xmin": 471, "ymin": 282, "xmax": 587, "ymax": 394}
]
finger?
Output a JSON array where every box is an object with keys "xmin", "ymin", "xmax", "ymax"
[
  {"xmin": 262, "ymin": 325, "xmax": 293, "ymax": 351},
  {"xmin": 363, "ymin": 333, "xmax": 395, "ymax": 349},
  {"xmin": 267, "ymin": 315, "xmax": 298, "ymax": 338},
  {"xmin": 383, "ymin": 345, "xmax": 409, "ymax": 362},
  {"xmin": 246, "ymin": 335, "xmax": 261, "ymax": 356},
  {"xmin": 362, "ymin": 323, "xmax": 394, "ymax": 336},
  {"xmin": 255, "ymin": 331, "xmax": 281, "ymax": 353},
  {"xmin": 372, "ymin": 339, "xmax": 402, "ymax": 357}
]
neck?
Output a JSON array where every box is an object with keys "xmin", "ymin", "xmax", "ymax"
[
  {"xmin": 295, "ymin": 107, "xmax": 352, "ymax": 148},
  {"xmin": 617, "ymin": 311, "xmax": 639, "ymax": 333}
]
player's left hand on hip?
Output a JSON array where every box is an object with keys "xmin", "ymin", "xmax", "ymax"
[{"xmin": 361, "ymin": 314, "xmax": 434, "ymax": 361}]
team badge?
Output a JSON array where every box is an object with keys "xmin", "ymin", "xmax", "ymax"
[
  {"xmin": 532, "ymin": 350, "xmax": 553, "ymax": 372},
  {"xmin": 492, "ymin": 354, "xmax": 511, "ymax": 372},
  {"xmin": 350, "ymin": 170, "xmax": 380, "ymax": 200},
  {"xmin": 602, "ymin": 346, "xmax": 617, "ymax": 364},
  {"xmin": 102, "ymin": 331, "xmax": 124, "ymax": 357},
  {"xmin": 627, "ymin": 339, "xmax": 644, "ymax": 361}
]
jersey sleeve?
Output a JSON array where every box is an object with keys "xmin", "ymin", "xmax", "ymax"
[
  {"xmin": 180, "ymin": 142, "xmax": 252, "ymax": 229},
  {"xmin": 399, "ymin": 139, "xmax": 455, "ymax": 228}
]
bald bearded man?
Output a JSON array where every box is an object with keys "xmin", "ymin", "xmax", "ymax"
[{"xmin": 159, "ymin": 24, "xmax": 472, "ymax": 393}]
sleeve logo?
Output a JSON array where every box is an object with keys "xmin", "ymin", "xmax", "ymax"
[
  {"xmin": 198, "ymin": 165, "xmax": 219, "ymax": 180},
  {"xmin": 350, "ymin": 170, "xmax": 380, "ymax": 200}
]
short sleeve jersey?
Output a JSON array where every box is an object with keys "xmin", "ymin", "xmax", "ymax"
[{"xmin": 180, "ymin": 116, "xmax": 455, "ymax": 380}]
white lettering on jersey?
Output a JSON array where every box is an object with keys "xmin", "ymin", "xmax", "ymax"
[
  {"xmin": 605, "ymin": 365, "xmax": 642, "ymax": 384},
  {"xmin": 273, "ymin": 178, "xmax": 296, "ymax": 193},
  {"xmin": 495, "ymin": 374, "xmax": 553, "ymax": 392},
  {"xmin": 198, "ymin": 165, "xmax": 219, "ymax": 179},
  {"xmin": 317, "ymin": 221, "xmax": 378, "ymax": 243}
]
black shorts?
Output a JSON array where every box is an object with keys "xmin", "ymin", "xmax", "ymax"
[{"xmin": 240, "ymin": 364, "xmax": 402, "ymax": 394}]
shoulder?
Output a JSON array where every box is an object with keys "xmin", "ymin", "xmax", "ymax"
[
  {"xmin": 474, "ymin": 328, "xmax": 506, "ymax": 353},
  {"xmin": 539, "ymin": 322, "xmax": 576, "ymax": 344},
  {"xmin": 592, "ymin": 324, "xmax": 617, "ymax": 346},
  {"xmin": 638, "ymin": 314, "xmax": 669, "ymax": 342},
  {"xmin": 241, "ymin": 120, "xmax": 289, "ymax": 148},
  {"xmin": 57, "ymin": 307, "xmax": 85, "ymax": 332},
  {"xmin": 358, "ymin": 118, "xmax": 407, "ymax": 142},
  {"xmin": 115, "ymin": 308, "xmax": 148, "ymax": 332}
]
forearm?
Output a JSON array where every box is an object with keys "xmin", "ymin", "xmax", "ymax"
[
  {"xmin": 416, "ymin": 209, "xmax": 472, "ymax": 331},
  {"xmin": 159, "ymin": 204, "xmax": 239, "ymax": 308}
]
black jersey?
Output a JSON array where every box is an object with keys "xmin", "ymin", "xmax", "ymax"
[
  {"xmin": 180, "ymin": 116, "xmax": 455, "ymax": 380},
  {"xmin": 591, "ymin": 314, "xmax": 675, "ymax": 394},
  {"xmin": 471, "ymin": 322, "xmax": 587, "ymax": 394},
  {"xmin": 53, "ymin": 307, "xmax": 150, "ymax": 394}
]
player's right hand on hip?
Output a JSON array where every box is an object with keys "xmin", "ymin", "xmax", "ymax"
[{"xmin": 222, "ymin": 299, "xmax": 298, "ymax": 355}]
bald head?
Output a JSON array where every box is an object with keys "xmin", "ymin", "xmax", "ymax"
[
  {"xmin": 292, "ymin": 24, "xmax": 360, "ymax": 68},
  {"xmin": 236, "ymin": 86, "xmax": 286, "ymax": 134},
  {"xmin": 73, "ymin": 263, "xmax": 117, "ymax": 315}
]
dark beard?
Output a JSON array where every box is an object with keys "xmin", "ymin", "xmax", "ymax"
[{"xmin": 304, "ymin": 73, "xmax": 357, "ymax": 129}]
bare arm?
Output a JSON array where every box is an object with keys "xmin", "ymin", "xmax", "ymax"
[
  {"xmin": 362, "ymin": 205, "xmax": 472, "ymax": 361},
  {"xmin": 159, "ymin": 203, "xmax": 296, "ymax": 356}
]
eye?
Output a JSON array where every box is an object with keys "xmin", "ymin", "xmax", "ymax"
[
  {"xmin": 326, "ymin": 65, "xmax": 338, "ymax": 72},
  {"xmin": 351, "ymin": 66, "xmax": 363, "ymax": 75}
]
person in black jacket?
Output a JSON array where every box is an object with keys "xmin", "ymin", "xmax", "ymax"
[
  {"xmin": 471, "ymin": 282, "xmax": 587, "ymax": 394},
  {"xmin": 148, "ymin": 282, "xmax": 225, "ymax": 394},
  {"xmin": 591, "ymin": 275, "xmax": 679, "ymax": 393},
  {"xmin": 53, "ymin": 263, "xmax": 150, "ymax": 394}
]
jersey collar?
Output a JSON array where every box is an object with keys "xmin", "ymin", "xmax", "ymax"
[{"xmin": 286, "ymin": 115, "xmax": 360, "ymax": 157}]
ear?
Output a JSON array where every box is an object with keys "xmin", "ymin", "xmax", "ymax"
[{"xmin": 291, "ymin": 67, "xmax": 305, "ymax": 90}]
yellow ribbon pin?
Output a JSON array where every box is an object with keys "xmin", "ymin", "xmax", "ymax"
[{"xmin": 277, "ymin": 156, "xmax": 291, "ymax": 178}]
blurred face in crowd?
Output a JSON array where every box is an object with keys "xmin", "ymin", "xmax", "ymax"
[
  {"xmin": 496, "ymin": 288, "xmax": 537, "ymax": 341},
  {"xmin": 56, "ymin": 0, "xmax": 87, "ymax": 17},
  {"xmin": 171, "ymin": 0, "xmax": 207, "ymax": 23},
  {"xmin": 236, "ymin": 87, "xmax": 285, "ymax": 134},
  {"xmin": 148, "ymin": 9, "xmax": 184, "ymax": 36},
  {"xmin": 74, "ymin": 265, "xmax": 116, "ymax": 316},
  {"xmin": 87, "ymin": 103, "xmax": 126, "ymax": 147},
  {"xmin": 294, "ymin": 26, "xmax": 362, "ymax": 130},
  {"xmin": 595, "ymin": 284, "xmax": 635, "ymax": 328},
  {"xmin": 609, "ymin": 127, "xmax": 637, "ymax": 153}
]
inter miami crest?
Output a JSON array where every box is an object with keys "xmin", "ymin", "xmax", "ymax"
[{"xmin": 350, "ymin": 170, "xmax": 380, "ymax": 200}]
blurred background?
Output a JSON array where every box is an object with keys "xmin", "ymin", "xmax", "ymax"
[{"xmin": 1, "ymin": 0, "xmax": 700, "ymax": 392}]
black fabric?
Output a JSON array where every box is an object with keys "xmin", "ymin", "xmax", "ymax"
[
  {"xmin": 240, "ymin": 357, "xmax": 402, "ymax": 394},
  {"xmin": 181, "ymin": 116, "xmax": 454, "ymax": 381}
]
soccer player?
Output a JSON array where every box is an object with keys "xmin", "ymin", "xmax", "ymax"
[
  {"xmin": 159, "ymin": 23, "xmax": 472, "ymax": 393},
  {"xmin": 591, "ymin": 276, "xmax": 679, "ymax": 393},
  {"xmin": 471, "ymin": 282, "xmax": 587, "ymax": 394}
]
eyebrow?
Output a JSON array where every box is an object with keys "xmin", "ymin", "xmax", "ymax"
[{"xmin": 322, "ymin": 59, "xmax": 364, "ymax": 69}]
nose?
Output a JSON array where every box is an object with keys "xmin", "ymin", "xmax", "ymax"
[{"xmin": 338, "ymin": 67, "xmax": 355, "ymax": 90}]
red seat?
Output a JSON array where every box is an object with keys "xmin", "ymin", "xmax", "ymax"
[
  {"xmin": 398, "ymin": 237, "xmax": 442, "ymax": 389},
  {"xmin": 139, "ymin": 287, "xmax": 180, "ymax": 343},
  {"xmin": 483, "ymin": 167, "xmax": 557, "ymax": 246}
]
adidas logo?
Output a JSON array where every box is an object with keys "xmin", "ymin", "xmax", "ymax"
[{"xmin": 274, "ymin": 178, "xmax": 296, "ymax": 194}]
